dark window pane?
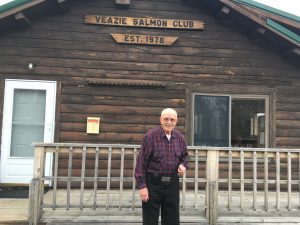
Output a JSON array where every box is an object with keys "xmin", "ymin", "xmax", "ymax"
[
  {"xmin": 231, "ymin": 99, "xmax": 265, "ymax": 148},
  {"xmin": 194, "ymin": 95, "xmax": 229, "ymax": 147}
]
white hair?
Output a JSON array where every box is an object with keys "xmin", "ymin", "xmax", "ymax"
[{"xmin": 161, "ymin": 108, "xmax": 177, "ymax": 117}]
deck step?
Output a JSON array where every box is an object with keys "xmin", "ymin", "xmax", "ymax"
[
  {"xmin": 46, "ymin": 222, "xmax": 208, "ymax": 225},
  {"xmin": 0, "ymin": 223, "xmax": 29, "ymax": 225},
  {"xmin": 45, "ymin": 216, "xmax": 300, "ymax": 224},
  {"xmin": 46, "ymin": 222, "xmax": 300, "ymax": 225}
]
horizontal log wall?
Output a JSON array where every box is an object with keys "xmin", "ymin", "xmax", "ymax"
[
  {"xmin": 0, "ymin": 0, "xmax": 300, "ymax": 186},
  {"xmin": 60, "ymin": 82, "xmax": 186, "ymax": 143},
  {"xmin": 276, "ymin": 86, "xmax": 300, "ymax": 147}
]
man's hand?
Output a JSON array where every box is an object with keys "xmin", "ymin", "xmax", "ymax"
[
  {"xmin": 139, "ymin": 187, "xmax": 149, "ymax": 202},
  {"xmin": 178, "ymin": 164, "xmax": 186, "ymax": 175}
]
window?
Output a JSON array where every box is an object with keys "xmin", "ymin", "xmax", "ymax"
[
  {"xmin": 231, "ymin": 99, "xmax": 266, "ymax": 148},
  {"xmin": 193, "ymin": 94, "xmax": 268, "ymax": 148},
  {"xmin": 193, "ymin": 95, "xmax": 230, "ymax": 147},
  {"xmin": 10, "ymin": 89, "xmax": 46, "ymax": 157}
]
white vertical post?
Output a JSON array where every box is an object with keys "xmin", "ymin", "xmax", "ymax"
[
  {"xmin": 93, "ymin": 147, "xmax": 100, "ymax": 210},
  {"xmin": 194, "ymin": 149, "xmax": 199, "ymax": 209},
  {"xmin": 264, "ymin": 151, "xmax": 269, "ymax": 211},
  {"xmin": 206, "ymin": 149, "xmax": 219, "ymax": 225},
  {"xmin": 29, "ymin": 146, "xmax": 45, "ymax": 225},
  {"xmin": 119, "ymin": 147, "xmax": 125, "ymax": 209},
  {"xmin": 52, "ymin": 146, "xmax": 59, "ymax": 210},
  {"xmin": 80, "ymin": 147, "xmax": 87, "ymax": 210},
  {"xmin": 228, "ymin": 150, "xmax": 232, "ymax": 211},
  {"xmin": 132, "ymin": 148, "xmax": 137, "ymax": 210},
  {"xmin": 66, "ymin": 146, "xmax": 73, "ymax": 210},
  {"xmin": 253, "ymin": 151, "xmax": 257, "ymax": 211},
  {"xmin": 240, "ymin": 150, "xmax": 244, "ymax": 211},
  {"xmin": 287, "ymin": 152, "xmax": 292, "ymax": 211},
  {"xmin": 276, "ymin": 151, "xmax": 281, "ymax": 210},
  {"xmin": 182, "ymin": 170, "xmax": 187, "ymax": 210},
  {"xmin": 106, "ymin": 147, "xmax": 112, "ymax": 210}
]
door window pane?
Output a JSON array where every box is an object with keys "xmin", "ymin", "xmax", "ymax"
[
  {"xmin": 10, "ymin": 89, "xmax": 46, "ymax": 157},
  {"xmin": 231, "ymin": 99, "xmax": 265, "ymax": 148},
  {"xmin": 194, "ymin": 95, "xmax": 230, "ymax": 146}
]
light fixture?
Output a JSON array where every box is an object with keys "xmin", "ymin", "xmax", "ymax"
[
  {"xmin": 115, "ymin": 0, "xmax": 130, "ymax": 8},
  {"xmin": 28, "ymin": 63, "xmax": 36, "ymax": 70}
]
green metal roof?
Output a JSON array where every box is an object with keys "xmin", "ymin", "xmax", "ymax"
[
  {"xmin": 267, "ymin": 18, "xmax": 300, "ymax": 44},
  {"xmin": 233, "ymin": 0, "xmax": 300, "ymax": 23},
  {"xmin": 0, "ymin": 0, "xmax": 32, "ymax": 14},
  {"xmin": 233, "ymin": 0, "xmax": 300, "ymax": 45}
]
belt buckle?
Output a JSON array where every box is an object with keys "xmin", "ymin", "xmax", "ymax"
[{"xmin": 161, "ymin": 176, "xmax": 171, "ymax": 182}]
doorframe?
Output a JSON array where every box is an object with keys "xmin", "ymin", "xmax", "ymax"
[
  {"xmin": 0, "ymin": 79, "xmax": 4, "ymax": 179},
  {"xmin": 0, "ymin": 79, "xmax": 57, "ymax": 184}
]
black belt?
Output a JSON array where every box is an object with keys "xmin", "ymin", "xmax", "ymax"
[{"xmin": 147, "ymin": 172, "xmax": 177, "ymax": 184}]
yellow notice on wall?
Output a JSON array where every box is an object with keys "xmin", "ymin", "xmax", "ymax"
[{"xmin": 86, "ymin": 117, "xmax": 100, "ymax": 134}]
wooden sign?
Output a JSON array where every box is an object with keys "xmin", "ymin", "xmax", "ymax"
[
  {"xmin": 111, "ymin": 33, "xmax": 178, "ymax": 46},
  {"xmin": 84, "ymin": 15, "xmax": 204, "ymax": 30}
]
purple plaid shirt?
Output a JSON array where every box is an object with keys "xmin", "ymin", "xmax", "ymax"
[{"xmin": 134, "ymin": 126, "xmax": 188, "ymax": 189}]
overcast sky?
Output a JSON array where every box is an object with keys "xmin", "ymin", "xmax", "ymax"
[
  {"xmin": 254, "ymin": 0, "xmax": 300, "ymax": 16},
  {"xmin": 0, "ymin": 0, "xmax": 299, "ymax": 17}
]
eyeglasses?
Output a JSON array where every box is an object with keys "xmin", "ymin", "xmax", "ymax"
[{"xmin": 163, "ymin": 117, "xmax": 176, "ymax": 123}]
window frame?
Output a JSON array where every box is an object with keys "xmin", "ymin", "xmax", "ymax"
[{"xmin": 192, "ymin": 93, "xmax": 270, "ymax": 148}]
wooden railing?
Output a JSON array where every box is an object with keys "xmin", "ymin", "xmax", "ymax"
[{"xmin": 29, "ymin": 143, "xmax": 300, "ymax": 225}]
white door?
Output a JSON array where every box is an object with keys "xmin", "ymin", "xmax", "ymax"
[{"xmin": 0, "ymin": 79, "xmax": 56, "ymax": 184}]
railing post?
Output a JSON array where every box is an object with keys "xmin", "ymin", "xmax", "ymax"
[
  {"xmin": 29, "ymin": 178, "xmax": 40, "ymax": 225},
  {"xmin": 206, "ymin": 149, "xmax": 219, "ymax": 225},
  {"xmin": 209, "ymin": 181, "xmax": 218, "ymax": 225},
  {"xmin": 28, "ymin": 146, "xmax": 46, "ymax": 225}
]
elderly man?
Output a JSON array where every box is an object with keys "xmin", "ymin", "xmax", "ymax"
[{"xmin": 135, "ymin": 108, "xmax": 189, "ymax": 225}]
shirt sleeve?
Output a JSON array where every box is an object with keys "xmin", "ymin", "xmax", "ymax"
[
  {"xmin": 180, "ymin": 135, "xmax": 189, "ymax": 169},
  {"xmin": 134, "ymin": 133, "xmax": 152, "ymax": 189}
]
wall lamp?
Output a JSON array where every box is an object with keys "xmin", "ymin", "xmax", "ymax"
[
  {"xmin": 28, "ymin": 62, "xmax": 36, "ymax": 70},
  {"xmin": 115, "ymin": 0, "xmax": 130, "ymax": 8}
]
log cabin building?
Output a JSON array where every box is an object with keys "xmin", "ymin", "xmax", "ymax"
[{"xmin": 0, "ymin": 0, "xmax": 299, "ymax": 187}]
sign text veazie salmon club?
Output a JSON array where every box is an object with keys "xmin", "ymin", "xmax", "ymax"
[{"xmin": 84, "ymin": 15, "xmax": 205, "ymax": 30}]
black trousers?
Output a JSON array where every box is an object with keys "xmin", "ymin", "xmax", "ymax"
[{"xmin": 142, "ymin": 173, "xmax": 180, "ymax": 225}]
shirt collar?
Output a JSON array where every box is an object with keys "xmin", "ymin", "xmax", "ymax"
[{"xmin": 159, "ymin": 126, "xmax": 176, "ymax": 139}]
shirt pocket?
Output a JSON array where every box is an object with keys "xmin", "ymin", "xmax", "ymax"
[
  {"xmin": 151, "ymin": 146, "xmax": 164, "ymax": 163},
  {"xmin": 173, "ymin": 143, "xmax": 182, "ymax": 158}
]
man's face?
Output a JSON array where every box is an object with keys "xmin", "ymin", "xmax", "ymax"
[{"xmin": 160, "ymin": 113, "xmax": 177, "ymax": 135}]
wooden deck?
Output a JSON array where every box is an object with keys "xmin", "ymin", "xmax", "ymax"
[
  {"xmin": 0, "ymin": 198, "xmax": 29, "ymax": 225},
  {"xmin": 42, "ymin": 189, "xmax": 206, "ymax": 224},
  {"xmin": 1, "ymin": 189, "xmax": 300, "ymax": 224},
  {"xmin": 28, "ymin": 144, "xmax": 300, "ymax": 225},
  {"xmin": 40, "ymin": 189, "xmax": 300, "ymax": 225}
]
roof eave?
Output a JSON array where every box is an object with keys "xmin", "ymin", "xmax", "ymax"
[{"xmin": 0, "ymin": 0, "xmax": 46, "ymax": 19}]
